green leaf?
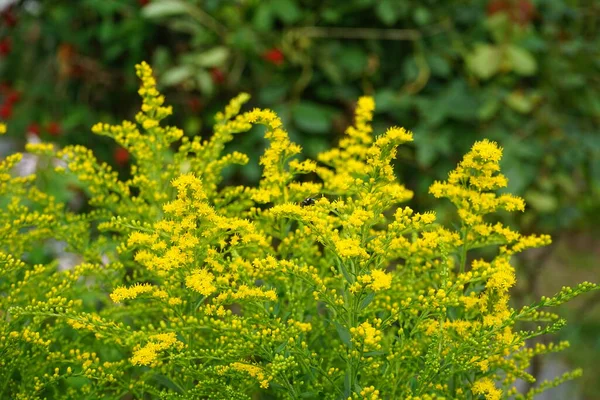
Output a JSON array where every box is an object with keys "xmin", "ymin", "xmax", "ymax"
[
  {"xmin": 299, "ymin": 391, "xmax": 319, "ymax": 398},
  {"xmin": 363, "ymin": 350, "xmax": 385, "ymax": 357},
  {"xmin": 505, "ymin": 91, "xmax": 534, "ymax": 114},
  {"xmin": 271, "ymin": 0, "xmax": 301, "ymax": 24},
  {"xmin": 253, "ymin": 4, "xmax": 273, "ymax": 32},
  {"xmin": 142, "ymin": 0, "xmax": 190, "ymax": 18},
  {"xmin": 374, "ymin": 90, "xmax": 398, "ymax": 113},
  {"xmin": 151, "ymin": 374, "xmax": 183, "ymax": 393},
  {"xmin": 479, "ymin": 98, "xmax": 501, "ymax": 120},
  {"xmin": 184, "ymin": 117, "xmax": 202, "ymax": 136},
  {"xmin": 339, "ymin": 47, "xmax": 368, "ymax": 77},
  {"xmin": 376, "ymin": 0, "xmax": 399, "ymax": 26},
  {"xmin": 303, "ymin": 137, "xmax": 329, "ymax": 157},
  {"xmin": 485, "ymin": 13, "xmax": 510, "ymax": 43},
  {"xmin": 275, "ymin": 341, "xmax": 287, "ymax": 353},
  {"xmin": 467, "ymin": 44, "xmax": 501, "ymax": 80},
  {"xmin": 167, "ymin": 19, "xmax": 204, "ymax": 35},
  {"xmin": 195, "ymin": 47, "xmax": 230, "ymax": 67},
  {"xmin": 427, "ymin": 54, "xmax": 451, "ymax": 78},
  {"xmin": 413, "ymin": 7, "xmax": 431, "ymax": 26},
  {"xmin": 335, "ymin": 322, "xmax": 352, "ymax": 347},
  {"xmin": 293, "ymin": 102, "xmax": 332, "ymax": 134},
  {"xmin": 359, "ymin": 292, "xmax": 376, "ymax": 311},
  {"xmin": 196, "ymin": 69, "xmax": 214, "ymax": 96},
  {"xmin": 506, "ymin": 45, "xmax": 537, "ymax": 76},
  {"xmin": 337, "ymin": 261, "xmax": 353, "ymax": 284},
  {"xmin": 161, "ymin": 65, "xmax": 194, "ymax": 86},
  {"xmin": 525, "ymin": 190, "xmax": 559, "ymax": 213}
]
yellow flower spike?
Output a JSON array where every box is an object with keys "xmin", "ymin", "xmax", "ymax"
[
  {"xmin": 345, "ymin": 96, "xmax": 375, "ymax": 145},
  {"xmin": 214, "ymin": 92, "xmax": 251, "ymax": 123},
  {"xmin": 110, "ymin": 283, "xmax": 155, "ymax": 303},
  {"xmin": 228, "ymin": 362, "xmax": 272, "ymax": 389}
]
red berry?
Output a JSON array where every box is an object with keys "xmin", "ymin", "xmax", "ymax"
[
  {"xmin": 138, "ymin": 0, "xmax": 150, "ymax": 5},
  {"xmin": 47, "ymin": 121, "xmax": 61, "ymax": 137},
  {"xmin": 0, "ymin": 38, "xmax": 11, "ymax": 56},
  {"xmin": 262, "ymin": 48, "xmax": 285, "ymax": 66},
  {"xmin": 0, "ymin": 103, "xmax": 12, "ymax": 119},
  {"xmin": 210, "ymin": 68, "xmax": 225, "ymax": 84},
  {"xmin": 114, "ymin": 147, "xmax": 130, "ymax": 166},
  {"xmin": 27, "ymin": 123, "xmax": 41, "ymax": 136}
]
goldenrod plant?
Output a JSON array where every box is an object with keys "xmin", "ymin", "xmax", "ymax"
[{"xmin": 0, "ymin": 63, "xmax": 596, "ymax": 399}]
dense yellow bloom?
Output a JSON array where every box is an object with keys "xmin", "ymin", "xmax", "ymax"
[
  {"xmin": 335, "ymin": 237, "xmax": 368, "ymax": 260},
  {"xmin": 185, "ymin": 269, "xmax": 217, "ymax": 296},
  {"xmin": 472, "ymin": 377, "xmax": 501, "ymax": 400},
  {"xmin": 131, "ymin": 332, "xmax": 183, "ymax": 366},
  {"xmin": 357, "ymin": 270, "xmax": 392, "ymax": 292}
]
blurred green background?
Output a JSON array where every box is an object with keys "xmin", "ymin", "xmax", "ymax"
[{"xmin": 1, "ymin": 0, "xmax": 598, "ymax": 398}]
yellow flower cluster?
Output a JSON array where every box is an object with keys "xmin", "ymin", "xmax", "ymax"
[
  {"xmin": 131, "ymin": 332, "xmax": 184, "ymax": 366},
  {"xmin": 185, "ymin": 268, "xmax": 217, "ymax": 296},
  {"xmin": 228, "ymin": 362, "xmax": 272, "ymax": 389},
  {"xmin": 351, "ymin": 320, "xmax": 383, "ymax": 351},
  {"xmin": 356, "ymin": 269, "xmax": 392, "ymax": 292},
  {"xmin": 1, "ymin": 61, "xmax": 595, "ymax": 400},
  {"xmin": 110, "ymin": 283, "xmax": 154, "ymax": 303},
  {"xmin": 472, "ymin": 377, "xmax": 501, "ymax": 400}
]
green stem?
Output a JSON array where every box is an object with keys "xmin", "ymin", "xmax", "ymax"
[{"xmin": 458, "ymin": 226, "xmax": 470, "ymax": 274}]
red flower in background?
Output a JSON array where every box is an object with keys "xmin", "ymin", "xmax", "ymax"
[
  {"xmin": 6, "ymin": 90, "xmax": 20, "ymax": 104},
  {"xmin": 138, "ymin": 0, "xmax": 150, "ymax": 5},
  {"xmin": 47, "ymin": 121, "xmax": 61, "ymax": 137},
  {"xmin": 0, "ymin": 87, "xmax": 20, "ymax": 120},
  {"xmin": 27, "ymin": 123, "xmax": 41, "ymax": 136},
  {"xmin": 210, "ymin": 68, "xmax": 225, "ymax": 84},
  {"xmin": 114, "ymin": 147, "xmax": 130, "ymax": 166},
  {"xmin": 487, "ymin": 0, "xmax": 535, "ymax": 25},
  {"xmin": 1, "ymin": 8, "xmax": 17, "ymax": 28},
  {"xmin": 0, "ymin": 103, "xmax": 12, "ymax": 119},
  {"xmin": 187, "ymin": 97, "xmax": 203, "ymax": 113},
  {"xmin": 262, "ymin": 48, "xmax": 285, "ymax": 66},
  {"xmin": 0, "ymin": 38, "xmax": 11, "ymax": 56}
]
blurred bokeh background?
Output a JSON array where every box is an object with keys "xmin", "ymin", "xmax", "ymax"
[{"xmin": 0, "ymin": 0, "xmax": 598, "ymax": 398}]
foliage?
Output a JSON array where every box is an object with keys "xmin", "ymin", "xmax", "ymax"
[
  {"xmin": 0, "ymin": 0, "xmax": 156, "ymax": 163},
  {"xmin": 0, "ymin": 63, "xmax": 597, "ymax": 399},
  {"xmin": 2, "ymin": 1, "xmax": 598, "ymax": 231}
]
